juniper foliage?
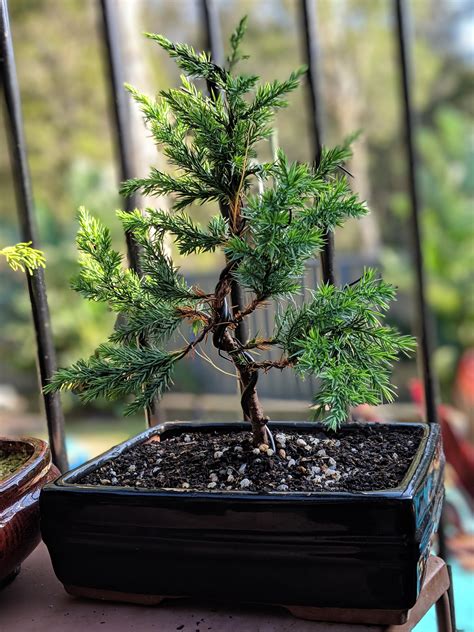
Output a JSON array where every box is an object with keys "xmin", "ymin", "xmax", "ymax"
[
  {"xmin": 46, "ymin": 18, "xmax": 415, "ymax": 436},
  {"xmin": 1, "ymin": 242, "xmax": 46, "ymax": 274}
]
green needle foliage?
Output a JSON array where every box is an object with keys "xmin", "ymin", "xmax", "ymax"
[
  {"xmin": 1, "ymin": 242, "xmax": 46, "ymax": 275},
  {"xmin": 46, "ymin": 18, "xmax": 415, "ymax": 439}
]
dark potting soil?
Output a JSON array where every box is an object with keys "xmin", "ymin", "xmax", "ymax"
[
  {"xmin": 79, "ymin": 425, "xmax": 423, "ymax": 493},
  {"xmin": 0, "ymin": 446, "xmax": 31, "ymax": 481}
]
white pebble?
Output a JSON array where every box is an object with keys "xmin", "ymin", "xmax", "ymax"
[
  {"xmin": 238, "ymin": 463, "xmax": 247, "ymax": 474},
  {"xmin": 311, "ymin": 466, "xmax": 321, "ymax": 475},
  {"xmin": 277, "ymin": 484, "xmax": 289, "ymax": 491},
  {"xmin": 266, "ymin": 448, "xmax": 275, "ymax": 456},
  {"xmin": 288, "ymin": 459, "xmax": 296, "ymax": 467},
  {"xmin": 328, "ymin": 457, "xmax": 337, "ymax": 467},
  {"xmin": 275, "ymin": 433, "xmax": 286, "ymax": 446},
  {"xmin": 184, "ymin": 435, "xmax": 192, "ymax": 443},
  {"xmin": 227, "ymin": 474, "xmax": 235, "ymax": 483},
  {"xmin": 209, "ymin": 473, "xmax": 218, "ymax": 482},
  {"xmin": 304, "ymin": 445, "xmax": 312, "ymax": 452},
  {"xmin": 207, "ymin": 482, "xmax": 217, "ymax": 489},
  {"xmin": 214, "ymin": 451, "xmax": 223, "ymax": 459},
  {"xmin": 240, "ymin": 478, "xmax": 252, "ymax": 489},
  {"xmin": 127, "ymin": 464, "xmax": 136, "ymax": 473},
  {"xmin": 296, "ymin": 438, "xmax": 307, "ymax": 447},
  {"xmin": 252, "ymin": 448, "xmax": 260, "ymax": 455},
  {"xmin": 317, "ymin": 449, "xmax": 327, "ymax": 457},
  {"xmin": 181, "ymin": 482, "xmax": 190, "ymax": 489},
  {"xmin": 234, "ymin": 446, "xmax": 243, "ymax": 452}
]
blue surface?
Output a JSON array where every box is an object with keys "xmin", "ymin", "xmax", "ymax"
[{"xmin": 414, "ymin": 560, "xmax": 474, "ymax": 632}]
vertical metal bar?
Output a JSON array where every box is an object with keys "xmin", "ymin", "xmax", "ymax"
[
  {"xmin": 0, "ymin": 0, "xmax": 68, "ymax": 471},
  {"xmin": 394, "ymin": 0, "xmax": 439, "ymax": 424},
  {"xmin": 300, "ymin": 0, "xmax": 336, "ymax": 286},
  {"xmin": 393, "ymin": 8, "xmax": 453, "ymax": 626},
  {"xmin": 99, "ymin": 0, "xmax": 142, "ymax": 273},
  {"xmin": 200, "ymin": 0, "xmax": 248, "ymax": 345},
  {"xmin": 99, "ymin": 0, "xmax": 158, "ymax": 425}
]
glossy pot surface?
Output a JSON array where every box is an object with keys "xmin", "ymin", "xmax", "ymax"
[
  {"xmin": 1, "ymin": 437, "xmax": 59, "ymax": 585},
  {"xmin": 41, "ymin": 421, "xmax": 444, "ymax": 610}
]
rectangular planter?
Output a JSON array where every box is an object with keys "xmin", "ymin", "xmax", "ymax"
[{"xmin": 40, "ymin": 421, "xmax": 444, "ymax": 612}]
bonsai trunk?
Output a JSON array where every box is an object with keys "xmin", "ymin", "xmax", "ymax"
[{"xmin": 218, "ymin": 330, "xmax": 268, "ymax": 447}]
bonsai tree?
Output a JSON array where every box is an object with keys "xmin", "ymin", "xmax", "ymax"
[{"xmin": 47, "ymin": 19, "xmax": 415, "ymax": 446}]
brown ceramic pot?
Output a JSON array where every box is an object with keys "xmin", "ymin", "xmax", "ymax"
[{"xmin": 0, "ymin": 437, "xmax": 59, "ymax": 587}]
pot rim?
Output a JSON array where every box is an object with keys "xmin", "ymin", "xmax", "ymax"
[
  {"xmin": 49, "ymin": 420, "xmax": 439, "ymax": 500},
  {"xmin": 0, "ymin": 436, "xmax": 51, "ymax": 496}
]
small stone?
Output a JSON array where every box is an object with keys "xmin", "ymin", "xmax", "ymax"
[
  {"xmin": 297, "ymin": 466, "xmax": 307, "ymax": 474},
  {"xmin": 127, "ymin": 464, "xmax": 136, "ymax": 473},
  {"xmin": 240, "ymin": 478, "xmax": 251, "ymax": 489},
  {"xmin": 234, "ymin": 446, "xmax": 243, "ymax": 452},
  {"xmin": 152, "ymin": 467, "xmax": 160, "ymax": 475},
  {"xmin": 111, "ymin": 477, "xmax": 118, "ymax": 485},
  {"xmin": 259, "ymin": 443, "xmax": 269, "ymax": 452},
  {"xmin": 328, "ymin": 457, "xmax": 337, "ymax": 467},
  {"xmin": 266, "ymin": 448, "xmax": 275, "ymax": 457},
  {"xmin": 296, "ymin": 438, "xmax": 307, "ymax": 447},
  {"xmin": 324, "ymin": 479, "xmax": 335, "ymax": 487},
  {"xmin": 277, "ymin": 484, "xmax": 289, "ymax": 491},
  {"xmin": 310, "ymin": 466, "xmax": 321, "ymax": 475},
  {"xmin": 275, "ymin": 433, "xmax": 286, "ymax": 446},
  {"xmin": 304, "ymin": 445, "xmax": 312, "ymax": 452},
  {"xmin": 334, "ymin": 440, "xmax": 341, "ymax": 447},
  {"xmin": 310, "ymin": 437, "xmax": 320, "ymax": 445},
  {"xmin": 393, "ymin": 453, "xmax": 398, "ymax": 460},
  {"xmin": 184, "ymin": 435, "xmax": 192, "ymax": 443},
  {"xmin": 317, "ymin": 449, "xmax": 327, "ymax": 457},
  {"xmin": 181, "ymin": 482, "xmax": 190, "ymax": 489},
  {"xmin": 288, "ymin": 459, "xmax": 296, "ymax": 467},
  {"xmin": 351, "ymin": 448, "xmax": 358, "ymax": 453},
  {"xmin": 238, "ymin": 463, "xmax": 247, "ymax": 474},
  {"xmin": 326, "ymin": 468, "xmax": 337, "ymax": 477},
  {"xmin": 227, "ymin": 468, "xmax": 233, "ymax": 475},
  {"xmin": 278, "ymin": 449, "xmax": 286, "ymax": 459},
  {"xmin": 100, "ymin": 479, "xmax": 111, "ymax": 485},
  {"xmin": 313, "ymin": 475, "xmax": 322, "ymax": 484},
  {"xmin": 209, "ymin": 473, "xmax": 218, "ymax": 482},
  {"xmin": 214, "ymin": 451, "xmax": 224, "ymax": 459},
  {"xmin": 252, "ymin": 448, "xmax": 260, "ymax": 455},
  {"xmin": 227, "ymin": 474, "xmax": 235, "ymax": 483},
  {"xmin": 207, "ymin": 482, "xmax": 217, "ymax": 489}
]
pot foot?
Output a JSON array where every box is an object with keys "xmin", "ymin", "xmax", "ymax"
[
  {"xmin": 283, "ymin": 604, "xmax": 408, "ymax": 625},
  {"xmin": 0, "ymin": 566, "xmax": 21, "ymax": 590},
  {"xmin": 65, "ymin": 584, "xmax": 168, "ymax": 605}
]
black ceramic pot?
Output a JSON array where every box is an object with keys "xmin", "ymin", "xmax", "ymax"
[{"xmin": 40, "ymin": 421, "xmax": 444, "ymax": 613}]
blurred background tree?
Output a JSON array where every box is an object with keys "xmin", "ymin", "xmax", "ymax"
[{"xmin": 1, "ymin": 0, "xmax": 472, "ymax": 413}]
